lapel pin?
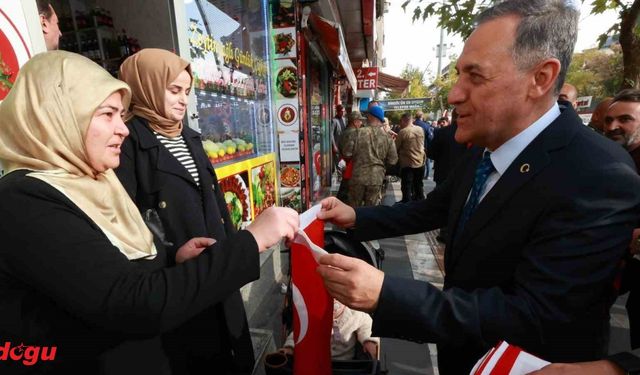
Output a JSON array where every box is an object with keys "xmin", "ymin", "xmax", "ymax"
[{"xmin": 520, "ymin": 163, "xmax": 530, "ymax": 173}]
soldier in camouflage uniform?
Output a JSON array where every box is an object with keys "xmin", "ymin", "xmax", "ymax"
[
  {"xmin": 337, "ymin": 111, "xmax": 366, "ymax": 201},
  {"xmin": 342, "ymin": 106, "xmax": 398, "ymax": 207}
]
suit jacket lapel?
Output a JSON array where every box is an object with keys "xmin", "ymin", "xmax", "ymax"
[{"xmin": 447, "ymin": 106, "xmax": 578, "ymax": 270}]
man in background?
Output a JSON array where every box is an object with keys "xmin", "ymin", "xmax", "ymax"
[
  {"xmin": 342, "ymin": 106, "xmax": 397, "ymax": 207},
  {"xmin": 559, "ymin": 82, "xmax": 578, "ymax": 109},
  {"xmin": 588, "ymin": 97, "xmax": 613, "ymax": 135},
  {"xmin": 36, "ymin": 0, "xmax": 62, "ymax": 51},
  {"xmin": 414, "ymin": 111, "xmax": 433, "ymax": 179},
  {"xmin": 533, "ymin": 90, "xmax": 640, "ymax": 375},
  {"xmin": 395, "ymin": 113, "xmax": 425, "ymax": 202}
]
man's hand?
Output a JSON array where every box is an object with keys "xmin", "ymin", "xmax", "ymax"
[
  {"xmin": 176, "ymin": 237, "xmax": 216, "ymax": 263},
  {"xmin": 527, "ymin": 360, "xmax": 625, "ymax": 375},
  {"xmin": 317, "ymin": 197, "xmax": 356, "ymax": 228},
  {"xmin": 246, "ymin": 207, "xmax": 299, "ymax": 252},
  {"xmin": 316, "ymin": 253, "xmax": 384, "ymax": 312}
]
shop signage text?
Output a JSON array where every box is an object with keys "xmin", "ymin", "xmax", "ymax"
[
  {"xmin": 355, "ymin": 67, "xmax": 378, "ymax": 90},
  {"xmin": 189, "ymin": 23, "xmax": 268, "ymax": 77},
  {"xmin": 377, "ymin": 98, "xmax": 431, "ymax": 111}
]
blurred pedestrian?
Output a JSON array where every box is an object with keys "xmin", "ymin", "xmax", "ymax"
[{"xmin": 395, "ymin": 112, "xmax": 425, "ymax": 202}]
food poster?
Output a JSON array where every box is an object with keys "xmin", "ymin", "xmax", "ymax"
[
  {"xmin": 218, "ymin": 171, "xmax": 251, "ymax": 230},
  {"xmin": 280, "ymin": 187, "xmax": 301, "ymax": 211},
  {"xmin": 216, "ymin": 153, "xmax": 278, "ymax": 225},
  {"xmin": 272, "ymin": 26, "xmax": 295, "ymax": 59},
  {"xmin": 186, "ymin": 0, "xmax": 275, "ymax": 166},
  {"xmin": 271, "ymin": 0, "xmax": 295, "ymax": 29},
  {"xmin": 270, "ymin": 3, "xmax": 304, "ymax": 211},
  {"xmin": 250, "ymin": 161, "xmax": 276, "ymax": 216}
]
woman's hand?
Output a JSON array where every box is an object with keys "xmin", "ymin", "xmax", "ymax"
[
  {"xmin": 175, "ymin": 237, "xmax": 216, "ymax": 263},
  {"xmin": 246, "ymin": 207, "xmax": 299, "ymax": 252}
]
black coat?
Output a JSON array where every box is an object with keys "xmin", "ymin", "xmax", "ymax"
[
  {"xmin": 428, "ymin": 123, "xmax": 472, "ymax": 185},
  {"xmin": 0, "ymin": 170, "xmax": 259, "ymax": 374},
  {"xmin": 115, "ymin": 116, "xmax": 254, "ymax": 374},
  {"xmin": 353, "ymin": 106, "xmax": 640, "ymax": 374}
]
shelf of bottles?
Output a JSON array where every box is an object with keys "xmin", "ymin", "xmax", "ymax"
[{"xmin": 58, "ymin": 6, "xmax": 140, "ymax": 76}]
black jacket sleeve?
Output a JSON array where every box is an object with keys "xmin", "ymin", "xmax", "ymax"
[{"xmin": 0, "ymin": 174, "xmax": 260, "ymax": 337}]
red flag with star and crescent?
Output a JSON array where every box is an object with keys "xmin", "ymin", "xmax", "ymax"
[{"xmin": 290, "ymin": 205, "xmax": 332, "ymax": 375}]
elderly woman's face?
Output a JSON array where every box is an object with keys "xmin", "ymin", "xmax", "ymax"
[
  {"xmin": 164, "ymin": 70, "xmax": 191, "ymax": 122},
  {"xmin": 84, "ymin": 91, "xmax": 129, "ymax": 172}
]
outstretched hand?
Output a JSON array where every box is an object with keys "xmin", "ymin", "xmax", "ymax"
[
  {"xmin": 317, "ymin": 197, "xmax": 356, "ymax": 228},
  {"xmin": 247, "ymin": 207, "xmax": 299, "ymax": 252},
  {"xmin": 176, "ymin": 237, "xmax": 216, "ymax": 263},
  {"xmin": 316, "ymin": 253, "xmax": 384, "ymax": 313}
]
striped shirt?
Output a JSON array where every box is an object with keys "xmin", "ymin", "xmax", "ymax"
[{"xmin": 154, "ymin": 132, "xmax": 200, "ymax": 186}]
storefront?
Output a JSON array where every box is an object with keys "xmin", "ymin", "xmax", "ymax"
[
  {"xmin": 27, "ymin": 0, "xmax": 278, "ymax": 230},
  {"xmin": 273, "ymin": 1, "xmax": 358, "ymax": 211},
  {"xmin": 1, "ymin": 1, "xmax": 374, "ymax": 367}
]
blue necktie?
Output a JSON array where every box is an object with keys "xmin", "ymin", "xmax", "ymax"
[{"xmin": 457, "ymin": 151, "xmax": 495, "ymax": 235}]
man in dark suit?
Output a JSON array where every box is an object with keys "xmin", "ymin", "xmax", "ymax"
[
  {"xmin": 315, "ymin": 1, "xmax": 640, "ymax": 374},
  {"xmin": 429, "ymin": 121, "xmax": 470, "ymax": 186}
]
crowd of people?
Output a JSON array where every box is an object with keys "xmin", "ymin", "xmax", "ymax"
[{"xmin": 2, "ymin": 0, "xmax": 640, "ymax": 374}]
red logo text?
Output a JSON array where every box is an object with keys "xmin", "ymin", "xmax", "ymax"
[{"xmin": 0, "ymin": 342, "xmax": 57, "ymax": 366}]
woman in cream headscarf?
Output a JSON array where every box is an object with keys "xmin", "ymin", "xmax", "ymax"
[
  {"xmin": 116, "ymin": 48, "xmax": 270, "ymax": 374},
  {"xmin": 0, "ymin": 51, "xmax": 298, "ymax": 374}
]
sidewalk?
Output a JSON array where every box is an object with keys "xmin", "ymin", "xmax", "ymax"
[{"xmin": 377, "ymin": 178, "xmax": 441, "ymax": 375}]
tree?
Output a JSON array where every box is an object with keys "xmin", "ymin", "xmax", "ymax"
[
  {"xmin": 565, "ymin": 45, "xmax": 624, "ymax": 98},
  {"xmin": 427, "ymin": 60, "xmax": 458, "ymax": 115},
  {"xmin": 396, "ymin": 64, "xmax": 430, "ymax": 99},
  {"xmin": 386, "ymin": 64, "xmax": 430, "ymax": 124},
  {"xmin": 402, "ymin": 0, "xmax": 640, "ymax": 89},
  {"xmin": 591, "ymin": 0, "xmax": 640, "ymax": 89}
]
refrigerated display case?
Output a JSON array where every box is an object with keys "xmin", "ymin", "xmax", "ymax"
[{"xmin": 180, "ymin": 0, "xmax": 278, "ymax": 219}]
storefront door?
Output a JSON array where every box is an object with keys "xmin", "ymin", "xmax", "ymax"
[{"xmin": 306, "ymin": 44, "xmax": 331, "ymax": 203}]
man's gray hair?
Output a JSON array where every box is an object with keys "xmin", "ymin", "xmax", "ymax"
[{"xmin": 476, "ymin": 0, "xmax": 578, "ymax": 94}]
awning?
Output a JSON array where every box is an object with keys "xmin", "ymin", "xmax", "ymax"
[
  {"xmin": 378, "ymin": 71, "xmax": 410, "ymax": 95},
  {"xmin": 307, "ymin": 13, "xmax": 358, "ymax": 91}
]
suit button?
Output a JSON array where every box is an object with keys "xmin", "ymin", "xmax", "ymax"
[{"xmin": 158, "ymin": 201, "xmax": 167, "ymax": 209}]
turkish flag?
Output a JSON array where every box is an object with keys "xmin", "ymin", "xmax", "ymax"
[
  {"xmin": 290, "ymin": 206, "xmax": 332, "ymax": 374},
  {"xmin": 470, "ymin": 341, "xmax": 549, "ymax": 375}
]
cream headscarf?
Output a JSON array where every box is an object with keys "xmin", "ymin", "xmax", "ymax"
[
  {"xmin": 119, "ymin": 48, "xmax": 192, "ymax": 138},
  {"xmin": 0, "ymin": 51, "xmax": 156, "ymax": 260}
]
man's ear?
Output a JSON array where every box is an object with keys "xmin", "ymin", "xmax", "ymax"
[{"xmin": 528, "ymin": 58, "xmax": 561, "ymax": 99}]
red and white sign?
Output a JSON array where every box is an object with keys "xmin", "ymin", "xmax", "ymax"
[
  {"xmin": 290, "ymin": 205, "xmax": 332, "ymax": 375},
  {"xmin": 355, "ymin": 67, "xmax": 378, "ymax": 90},
  {"xmin": 0, "ymin": 3, "xmax": 34, "ymax": 101}
]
